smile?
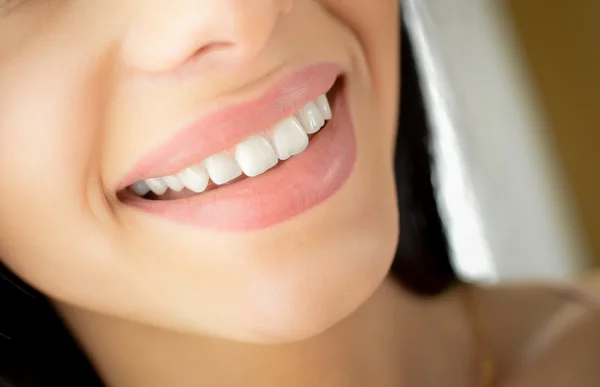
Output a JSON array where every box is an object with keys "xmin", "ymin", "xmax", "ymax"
[
  {"xmin": 129, "ymin": 93, "xmax": 332, "ymax": 200},
  {"xmin": 119, "ymin": 63, "xmax": 357, "ymax": 231}
]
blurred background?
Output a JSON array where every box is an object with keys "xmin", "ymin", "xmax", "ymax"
[{"xmin": 403, "ymin": 0, "xmax": 599, "ymax": 281}]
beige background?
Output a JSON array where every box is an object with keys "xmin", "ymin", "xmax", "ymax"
[{"xmin": 508, "ymin": 1, "xmax": 600, "ymax": 265}]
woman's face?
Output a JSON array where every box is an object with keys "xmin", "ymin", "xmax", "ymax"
[{"xmin": 0, "ymin": 0, "xmax": 399, "ymax": 342}]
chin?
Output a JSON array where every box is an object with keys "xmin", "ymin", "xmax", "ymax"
[{"xmin": 226, "ymin": 211, "xmax": 399, "ymax": 344}]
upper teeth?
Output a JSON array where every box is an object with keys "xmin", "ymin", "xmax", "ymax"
[{"xmin": 131, "ymin": 94, "xmax": 332, "ymax": 197}]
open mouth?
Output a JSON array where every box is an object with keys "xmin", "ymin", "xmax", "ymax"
[{"xmin": 118, "ymin": 78, "xmax": 342, "ymax": 203}]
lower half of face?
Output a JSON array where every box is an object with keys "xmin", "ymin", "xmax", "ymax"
[{"xmin": 0, "ymin": 0, "xmax": 399, "ymax": 343}]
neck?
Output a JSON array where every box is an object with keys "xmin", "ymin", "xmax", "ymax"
[{"xmin": 56, "ymin": 278, "xmax": 475, "ymax": 387}]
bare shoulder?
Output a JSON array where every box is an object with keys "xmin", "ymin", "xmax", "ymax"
[{"xmin": 472, "ymin": 272, "xmax": 600, "ymax": 387}]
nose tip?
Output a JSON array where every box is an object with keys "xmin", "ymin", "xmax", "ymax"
[{"xmin": 121, "ymin": 0, "xmax": 293, "ymax": 74}]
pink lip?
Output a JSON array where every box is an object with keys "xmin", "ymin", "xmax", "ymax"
[
  {"xmin": 120, "ymin": 63, "xmax": 343, "ymax": 187},
  {"xmin": 122, "ymin": 85, "xmax": 357, "ymax": 231}
]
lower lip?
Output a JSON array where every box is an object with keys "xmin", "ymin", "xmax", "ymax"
[{"xmin": 123, "ymin": 87, "xmax": 357, "ymax": 231}]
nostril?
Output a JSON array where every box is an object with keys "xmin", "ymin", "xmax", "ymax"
[
  {"xmin": 183, "ymin": 41, "xmax": 246, "ymax": 70},
  {"xmin": 193, "ymin": 41, "xmax": 237, "ymax": 59},
  {"xmin": 122, "ymin": 1, "xmax": 287, "ymax": 75}
]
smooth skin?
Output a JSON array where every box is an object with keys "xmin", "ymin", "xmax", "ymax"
[{"xmin": 1, "ymin": 1, "xmax": 599, "ymax": 386}]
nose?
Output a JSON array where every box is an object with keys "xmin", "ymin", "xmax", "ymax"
[{"xmin": 121, "ymin": 0, "xmax": 293, "ymax": 73}]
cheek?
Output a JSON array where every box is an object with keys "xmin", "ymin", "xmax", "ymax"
[
  {"xmin": 323, "ymin": 0, "xmax": 399, "ymax": 134},
  {"xmin": 0, "ymin": 11, "xmax": 117, "ymax": 295}
]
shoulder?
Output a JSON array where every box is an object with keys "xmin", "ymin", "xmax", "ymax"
[{"xmin": 474, "ymin": 272, "xmax": 600, "ymax": 387}]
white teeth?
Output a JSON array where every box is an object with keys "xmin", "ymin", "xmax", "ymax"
[
  {"xmin": 269, "ymin": 117, "xmax": 309, "ymax": 160},
  {"xmin": 132, "ymin": 180, "xmax": 151, "ymax": 196},
  {"xmin": 204, "ymin": 153, "xmax": 243, "ymax": 185},
  {"xmin": 235, "ymin": 136, "xmax": 279, "ymax": 177},
  {"xmin": 178, "ymin": 164, "xmax": 209, "ymax": 193},
  {"xmin": 163, "ymin": 175, "xmax": 185, "ymax": 192},
  {"xmin": 145, "ymin": 177, "xmax": 168, "ymax": 195},
  {"xmin": 131, "ymin": 93, "xmax": 335, "ymax": 197},
  {"xmin": 299, "ymin": 101, "xmax": 326, "ymax": 134},
  {"xmin": 315, "ymin": 94, "xmax": 332, "ymax": 120}
]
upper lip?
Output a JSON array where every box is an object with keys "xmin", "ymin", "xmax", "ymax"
[{"xmin": 118, "ymin": 62, "xmax": 343, "ymax": 190}]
